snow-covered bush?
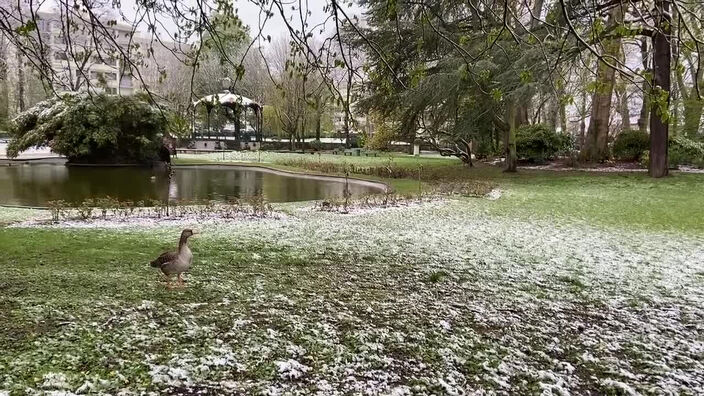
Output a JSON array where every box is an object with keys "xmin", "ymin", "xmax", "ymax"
[{"xmin": 7, "ymin": 93, "xmax": 166, "ymax": 164}]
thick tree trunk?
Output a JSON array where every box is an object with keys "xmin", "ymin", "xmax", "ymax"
[
  {"xmin": 617, "ymin": 83, "xmax": 631, "ymax": 130},
  {"xmin": 530, "ymin": 0, "xmax": 545, "ymax": 30},
  {"xmin": 617, "ymin": 44, "xmax": 631, "ymax": 131},
  {"xmin": 344, "ymin": 112, "xmax": 350, "ymax": 148},
  {"xmin": 514, "ymin": 104, "xmax": 529, "ymax": 127},
  {"xmin": 675, "ymin": 48, "xmax": 703, "ymax": 137},
  {"xmin": 578, "ymin": 90, "xmax": 587, "ymax": 149},
  {"xmin": 466, "ymin": 140, "xmax": 474, "ymax": 167},
  {"xmin": 582, "ymin": 8, "xmax": 622, "ymax": 162},
  {"xmin": 671, "ymin": 86, "xmax": 679, "ymax": 136},
  {"xmin": 649, "ymin": 0, "xmax": 671, "ymax": 178},
  {"xmin": 16, "ymin": 50, "xmax": 25, "ymax": 113},
  {"xmin": 638, "ymin": 38, "xmax": 651, "ymax": 132},
  {"xmin": 558, "ymin": 86, "xmax": 567, "ymax": 133},
  {"xmin": 344, "ymin": 73, "xmax": 353, "ymax": 148},
  {"xmin": 682, "ymin": 98, "xmax": 703, "ymax": 137},
  {"xmin": 583, "ymin": 63, "xmax": 617, "ymax": 161},
  {"xmin": 505, "ymin": 105, "xmax": 518, "ymax": 172},
  {"xmin": 546, "ymin": 94, "xmax": 559, "ymax": 130},
  {"xmin": 315, "ymin": 112, "xmax": 321, "ymax": 141}
]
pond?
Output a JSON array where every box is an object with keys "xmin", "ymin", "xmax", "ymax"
[{"xmin": 0, "ymin": 163, "xmax": 386, "ymax": 206}]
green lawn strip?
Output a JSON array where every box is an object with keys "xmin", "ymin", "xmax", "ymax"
[{"xmin": 482, "ymin": 170, "xmax": 704, "ymax": 233}]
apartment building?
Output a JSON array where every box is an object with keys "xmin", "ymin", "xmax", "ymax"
[{"xmin": 35, "ymin": 9, "xmax": 138, "ymax": 95}]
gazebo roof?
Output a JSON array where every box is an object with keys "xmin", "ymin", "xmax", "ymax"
[{"xmin": 193, "ymin": 92, "xmax": 261, "ymax": 108}]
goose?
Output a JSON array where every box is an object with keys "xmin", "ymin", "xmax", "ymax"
[{"xmin": 150, "ymin": 229, "xmax": 198, "ymax": 287}]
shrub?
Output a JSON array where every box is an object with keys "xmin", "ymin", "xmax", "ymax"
[
  {"xmin": 308, "ymin": 140, "xmax": 324, "ymax": 151},
  {"xmin": 77, "ymin": 199, "xmax": 95, "ymax": 220},
  {"xmin": 7, "ymin": 93, "xmax": 166, "ymax": 164},
  {"xmin": 516, "ymin": 124, "xmax": 572, "ymax": 163},
  {"xmin": 669, "ymin": 135, "xmax": 704, "ymax": 168},
  {"xmin": 46, "ymin": 199, "xmax": 69, "ymax": 222},
  {"xmin": 47, "ymin": 200, "xmax": 68, "ymax": 222},
  {"xmin": 474, "ymin": 136, "xmax": 500, "ymax": 159},
  {"xmin": 639, "ymin": 136, "xmax": 704, "ymax": 169},
  {"xmin": 612, "ymin": 129, "xmax": 650, "ymax": 161}
]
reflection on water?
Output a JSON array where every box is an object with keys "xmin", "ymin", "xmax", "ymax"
[{"xmin": 0, "ymin": 164, "xmax": 384, "ymax": 206}]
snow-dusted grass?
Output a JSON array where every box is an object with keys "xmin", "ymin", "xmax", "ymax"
[
  {"xmin": 0, "ymin": 206, "xmax": 47, "ymax": 225},
  {"xmin": 1, "ymin": 196, "xmax": 703, "ymax": 394}
]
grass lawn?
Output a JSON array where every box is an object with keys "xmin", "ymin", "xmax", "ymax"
[{"xmin": 1, "ymin": 152, "xmax": 703, "ymax": 394}]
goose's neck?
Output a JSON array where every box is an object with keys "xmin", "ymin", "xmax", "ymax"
[{"xmin": 178, "ymin": 236, "xmax": 189, "ymax": 251}]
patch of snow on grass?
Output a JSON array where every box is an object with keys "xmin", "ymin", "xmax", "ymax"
[
  {"xmin": 41, "ymin": 373, "xmax": 70, "ymax": 390},
  {"xmin": 275, "ymin": 359, "xmax": 310, "ymax": 380},
  {"xmin": 486, "ymin": 188, "xmax": 502, "ymax": 200}
]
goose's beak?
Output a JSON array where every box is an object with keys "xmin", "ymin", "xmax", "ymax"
[{"xmin": 192, "ymin": 230, "xmax": 200, "ymax": 235}]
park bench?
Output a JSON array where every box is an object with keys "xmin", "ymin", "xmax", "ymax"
[{"xmin": 363, "ymin": 150, "xmax": 379, "ymax": 157}]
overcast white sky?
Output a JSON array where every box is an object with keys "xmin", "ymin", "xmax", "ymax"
[
  {"xmin": 111, "ymin": 0, "xmax": 364, "ymax": 46},
  {"xmin": 36, "ymin": 0, "xmax": 363, "ymax": 46}
]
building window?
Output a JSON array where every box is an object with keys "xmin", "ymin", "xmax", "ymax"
[
  {"xmin": 39, "ymin": 20, "xmax": 50, "ymax": 33},
  {"xmin": 91, "ymin": 56, "xmax": 117, "ymax": 66},
  {"xmin": 120, "ymin": 75, "xmax": 133, "ymax": 88},
  {"xmin": 105, "ymin": 87, "xmax": 117, "ymax": 94},
  {"xmin": 54, "ymin": 52, "xmax": 68, "ymax": 61}
]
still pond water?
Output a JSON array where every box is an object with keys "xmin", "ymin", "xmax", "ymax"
[{"xmin": 0, "ymin": 163, "xmax": 384, "ymax": 206}]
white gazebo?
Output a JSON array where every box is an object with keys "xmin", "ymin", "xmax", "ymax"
[{"xmin": 192, "ymin": 92, "xmax": 263, "ymax": 143}]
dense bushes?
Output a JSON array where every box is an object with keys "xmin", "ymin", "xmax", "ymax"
[
  {"xmin": 669, "ymin": 136, "xmax": 704, "ymax": 168},
  {"xmin": 7, "ymin": 93, "xmax": 166, "ymax": 164},
  {"xmin": 640, "ymin": 136, "xmax": 704, "ymax": 168},
  {"xmin": 473, "ymin": 136, "xmax": 500, "ymax": 159},
  {"xmin": 516, "ymin": 124, "xmax": 572, "ymax": 163},
  {"xmin": 612, "ymin": 129, "xmax": 649, "ymax": 161}
]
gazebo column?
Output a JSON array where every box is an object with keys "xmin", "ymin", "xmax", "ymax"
[
  {"xmin": 234, "ymin": 106, "xmax": 241, "ymax": 144},
  {"xmin": 243, "ymin": 106, "xmax": 248, "ymax": 145},
  {"xmin": 205, "ymin": 104, "xmax": 214, "ymax": 139}
]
